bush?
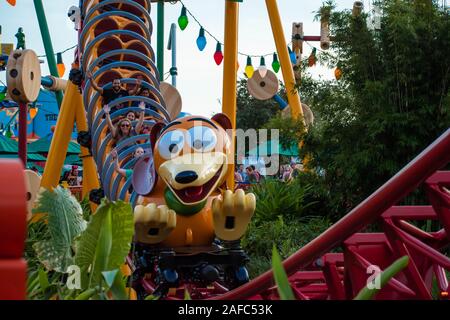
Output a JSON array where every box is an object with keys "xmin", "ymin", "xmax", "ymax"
[
  {"xmin": 242, "ymin": 216, "xmax": 331, "ymax": 278},
  {"xmin": 249, "ymin": 178, "xmax": 316, "ymax": 224}
]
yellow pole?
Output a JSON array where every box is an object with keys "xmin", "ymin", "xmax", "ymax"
[
  {"xmin": 41, "ymin": 81, "xmax": 78, "ymax": 190},
  {"xmin": 74, "ymin": 98, "xmax": 99, "ymax": 199},
  {"xmin": 222, "ymin": 0, "xmax": 239, "ymax": 191},
  {"xmin": 265, "ymin": 0, "xmax": 305, "ymax": 123}
]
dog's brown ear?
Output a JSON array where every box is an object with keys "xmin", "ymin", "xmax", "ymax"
[
  {"xmin": 150, "ymin": 122, "xmax": 165, "ymax": 150},
  {"xmin": 212, "ymin": 113, "xmax": 232, "ymax": 131}
]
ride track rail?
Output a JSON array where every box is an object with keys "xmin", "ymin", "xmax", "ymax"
[
  {"xmin": 216, "ymin": 128, "xmax": 450, "ymax": 300},
  {"xmin": 28, "ymin": 0, "xmax": 449, "ymax": 300}
]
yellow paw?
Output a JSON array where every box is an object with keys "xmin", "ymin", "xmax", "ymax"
[
  {"xmin": 212, "ymin": 189, "xmax": 256, "ymax": 241},
  {"xmin": 134, "ymin": 203, "xmax": 176, "ymax": 244}
]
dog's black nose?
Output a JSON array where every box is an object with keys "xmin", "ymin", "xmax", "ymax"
[{"xmin": 175, "ymin": 171, "xmax": 198, "ymax": 184}]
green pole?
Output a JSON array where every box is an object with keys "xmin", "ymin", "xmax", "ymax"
[
  {"xmin": 157, "ymin": 1, "xmax": 164, "ymax": 81},
  {"xmin": 33, "ymin": 0, "xmax": 63, "ymax": 108}
]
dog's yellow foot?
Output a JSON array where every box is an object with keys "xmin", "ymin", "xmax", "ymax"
[
  {"xmin": 134, "ymin": 203, "xmax": 177, "ymax": 244},
  {"xmin": 212, "ymin": 189, "xmax": 256, "ymax": 241}
]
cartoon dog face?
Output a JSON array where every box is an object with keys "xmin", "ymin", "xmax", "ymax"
[{"xmin": 150, "ymin": 114, "xmax": 232, "ymax": 205}]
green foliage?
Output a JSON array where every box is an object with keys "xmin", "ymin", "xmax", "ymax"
[
  {"xmin": 354, "ymin": 256, "xmax": 409, "ymax": 300},
  {"xmin": 102, "ymin": 269, "xmax": 128, "ymax": 300},
  {"xmin": 26, "ymin": 191, "xmax": 134, "ymax": 300},
  {"xmin": 79, "ymin": 196, "xmax": 93, "ymax": 221},
  {"xmin": 32, "ymin": 187, "xmax": 86, "ymax": 272},
  {"xmin": 242, "ymin": 216, "xmax": 331, "ymax": 277},
  {"xmin": 75, "ymin": 199, "xmax": 134, "ymax": 291},
  {"xmin": 243, "ymin": 175, "xmax": 331, "ymax": 277},
  {"xmin": 264, "ymin": 115, "xmax": 306, "ymax": 152},
  {"xmin": 298, "ymin": 0, "xmax": 450, "ymax": 216},
  {"xmin": 272, "ymin": 246, "xmax": 295, "ymax": 300},
  {"xmin": 249, "ymin": 178, "xmax": 315, "ymax": 223}
]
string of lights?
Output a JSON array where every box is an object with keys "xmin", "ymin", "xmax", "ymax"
[
  {"xmin": 37, "ymin": 44, "xmax": 77, "ymax": 58},
  {"xmin": 176, "ymin": 1, "xmax": 341, "ymax": 79},
  {"xmin": 179, "ymin": 0, "xmax": 284, "ymax": 59}
]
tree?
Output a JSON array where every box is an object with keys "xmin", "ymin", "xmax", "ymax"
[{"xmin": 297, "ymin": 0, "xmax": 450, "ymax": 217}]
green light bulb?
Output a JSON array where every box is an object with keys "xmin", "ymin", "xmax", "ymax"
[
  {"xmin": 178, "ymin": 6, "xmax": 189, "ymax": 31},
  {"xmin": 272, "ymin": 53, "xmax": 281, "ymax": 73}
]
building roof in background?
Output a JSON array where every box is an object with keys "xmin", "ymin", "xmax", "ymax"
[
  {"xmin": 0, "ymin": 134, "xmax": 18, "ymax": 153},
  {"xmin": 247, "ymin": 139, "xmax": 299, "ymax": 157},
  {"xmin": 0, "ymin": 153, "xmax": 47, "ymax": 161},
  {"xmin": 64, "ymin": 154, "xmax": 82, "ymax": 165},
  {"xmin": 28, "ymin": 134, "xmax": 80, "ymax": 154}
]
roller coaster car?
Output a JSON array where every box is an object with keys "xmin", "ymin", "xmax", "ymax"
[{"xmin": 130, "ymin": 114, "xmax": 256, "ymax": 299}]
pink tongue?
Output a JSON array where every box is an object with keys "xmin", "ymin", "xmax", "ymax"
[{"xmin": 184, "ymin": 186, "xmax": 203, "ymax": 197}]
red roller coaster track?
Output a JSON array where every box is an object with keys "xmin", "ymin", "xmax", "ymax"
[
  {"xmin": 1, "ymin": 129, "xmax": 449, "ymax": 299},
  {"xmin": 215, "ymin": 128, "xmax": 450, "ymax": 300}
]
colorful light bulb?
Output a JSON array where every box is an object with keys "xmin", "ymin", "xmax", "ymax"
[
  {"xmin": 178, "ymin": 6, "xmax": 189, "ymax": 31},
  {"xmin": 258, "ymin": 56, "xmax": 268, "ymax": 78},
  {"xmin": 334, "ymin": 67, "xmax": 342, "ymax": 80},
  {"xmin": 308, "ymin": 48, "xmax": 317, "ymax": 67},
  {"xmin": 288, "ymin": 46, "xmax": 297, "ymax": 64},
  {"xmin": 29, "ymin": 107, "xmax": 38, "ymax": 120},
  {"xmin": 0, "ymin": 87, "xmax": 6, "ymax": 102},
  {"xmin": 272, "ymin": 53, "xmax": 281, "ymax": 73},
  {"xmin": 56, "ymin": 53, "xmax": 65, "ymax": 77},
  {"xmin": 214, "ymin": 42, "xmax": 223, "ymax": 65},
  {"xmin": 245, "ymin": 56, "xmax": 254, "ymax": 79},
  {"xmin": 196, "ymin": 27, "xmax": 207, "ymax": 51}
]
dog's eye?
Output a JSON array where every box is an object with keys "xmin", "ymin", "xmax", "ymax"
[
  {"xmin": 188, "ymin": 126, "xmax": 217, "ymax": 152},
  {"xmin": 158, "ymin": 130, "xmax": 184, "ymax": 159}
]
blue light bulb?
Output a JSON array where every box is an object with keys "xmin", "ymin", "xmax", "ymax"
[
  {"xmin": 196, "ymin": 27, "xmax": 207, "ymax": 51},
  {"xmin": 288, "ymin": 47, "xmax": 297, "ymax": 64}
]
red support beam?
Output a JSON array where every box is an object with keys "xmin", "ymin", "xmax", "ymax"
[
  {"xmin": 18, "ymin": 103, "xmax": 28, "ymax": 167},
  {"xmin": 217, "ymin": 129, "xmax": 450, "ymax": 299},
  {"xmin": 0, "ymin": 160, "xmax": 27, "ymax": 299}
]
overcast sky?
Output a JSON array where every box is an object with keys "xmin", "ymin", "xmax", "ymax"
[{"xmin": 1, "ymin": 0, "xmax": 361, "ymax": 116}]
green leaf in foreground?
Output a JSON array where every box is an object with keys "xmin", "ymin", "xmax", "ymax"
[
  {"xmin": 74, "ymin": 199, "xmax": 134, "ymax": 290},
  {"xmin": 38, "ymin": 268, "xmax": 50, "ymax": 292},
  {"xmin": 33, "ymin": 187, "xmax": 86, "ymax": 272},
  {"xmin": 272, "ymin": 246, "xmax": 295, "ymax": 300},
  {"xmin": 102, "ymin": 269, "xmax": 128, "ymax": 300},
  {"xmin": 354, "ymin": 256, "xmax": 409, "ymax": 300}
]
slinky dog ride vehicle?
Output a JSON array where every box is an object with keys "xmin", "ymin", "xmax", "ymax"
[{"xmin": 130, "ymin": 114, "xmax": 256, "ymax": 299}]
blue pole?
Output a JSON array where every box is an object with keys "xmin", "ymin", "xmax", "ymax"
[
  {"xmin": 273, "ymin": 94, "xmax": 288, "ymax": 110},
  {"xmin": 168, "ymin": 23, "xmax": 177, "ymax": 87}
]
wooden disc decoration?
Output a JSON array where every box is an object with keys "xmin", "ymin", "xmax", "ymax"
[
  {"xmin": 282, "ymin": 103, "xmax": 315, "ymax": 127},
  {"xmin": 160, "ymin": 82, "xmax": 182, "ymax": 120},
  {"xmin": 24, "ymin": 169, "xmax": 42, "ymax": 222},
  {"xmin": 6, "ymin": 50, "xmax": 41, "ymax": 103},
  {"xmin": 247, "ymin": 69, "xmax": 279, "ymax": 101}
]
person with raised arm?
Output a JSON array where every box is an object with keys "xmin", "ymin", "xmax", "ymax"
[
  {"xmin": 103, "ymin": 101, "xmax": 145, "ymax": 146},
  {"xmin": 111, "ymin": 147, "xmax": 145, "ymax": 179},
  {"xmin": 86, "ymin": 70, "xmax": 142, "ymax": 112}
]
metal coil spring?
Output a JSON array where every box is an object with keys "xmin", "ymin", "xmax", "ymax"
[{"xmin": 79, "ymin": 0, "xmax": 169, "ymax": 204}]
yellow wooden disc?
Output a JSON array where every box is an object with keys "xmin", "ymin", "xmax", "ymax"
[
  {"xmin": 160, "ymin": 82, "xmax": 182, "ymax": 120},
  {"xmin": 247, "ymin": 69, "xmax": 279, "ymax": 101},
  {"xmin": 24, "ymin": 169, "xmax": 42, "ymax": 222},
  {"xmin": 6, "ymin": 50, "xmax": 41, "ymax": 103},
  {"xmin": 282, "ymin": 103, "xmax": 315, "ymax": 127}
]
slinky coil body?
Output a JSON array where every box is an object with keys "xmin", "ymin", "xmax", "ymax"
[{"xmin": 80, "ymin": 0, "xmax": 168, "ymax": 204}]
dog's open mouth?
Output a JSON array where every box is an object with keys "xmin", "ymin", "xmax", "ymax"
[{"xmin": 172, "ymin": 166, "xmax": 223, "ymax": 204}]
